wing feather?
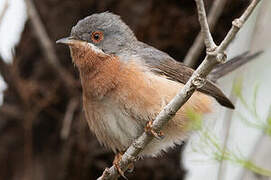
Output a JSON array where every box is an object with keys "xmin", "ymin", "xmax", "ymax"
[{"xmin": 134, "ymin": 42, "xmax": 234, "ymax": 109}]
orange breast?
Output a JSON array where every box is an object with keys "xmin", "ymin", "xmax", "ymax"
[{"xmin": 78, "ymin": 53, "xmax": 212, "ymax": 154}]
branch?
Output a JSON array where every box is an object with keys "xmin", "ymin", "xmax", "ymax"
[
  {"xmin": 0, "ymin": 56, "xmax": 26, "ymax": 102},
  {"xmin": 60, "ymin": 98, "xmax": 79, "ymax": 140},
  {"xmin": 98, "ymin": 0, "xmax": 261, "ymax": 179},
  {"xmin": 0, "ymin": 0, "xmax": 9, "ymax": 24},
  {"xmin": 0, "ymin": 56, "xmax": 12, "ymax": 84},
  {"xmin": 0, "ymin": 104, "xmax": 24, "ymax": 132},
  {"xmin": 24, "ymin": 0, "xmax": 76, "ymax": 88},
  {"xmin": 218, "ymin": 0, "xmax": 260, "ymax": 52},
  {"xmin": 183, "ymin": 0, "xmax": 227, "ymax": 67},
  {"xmin": 0, "ymin": 104, "xmax": 24, "ymax": 120},
  {"xmin": 194, "ymin": 0, "xmax": 216, "ymax": 50}
]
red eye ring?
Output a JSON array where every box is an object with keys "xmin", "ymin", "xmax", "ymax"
[{"xmin": 91, "ymin": 31, "xmax": 104, "ymax": 43}]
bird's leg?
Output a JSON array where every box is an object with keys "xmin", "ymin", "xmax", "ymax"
[
  {"xmin": 112, "ymin": 152, "xmax": 126, "ymax": 179},
  {"xmin": 113, "ymin": 152, "xmax": 125, "ymax": 179},
  {"xmin": 144, "ymin": 120, "xmax": 164, "ymax": 139},
  {"xmin": 113, "ymin": 152, "xmax": 135, "ymax": 179}
]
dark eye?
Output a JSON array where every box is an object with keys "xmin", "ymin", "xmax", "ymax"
[{"xmin": 91, "ymin": 31, "xmax": 104, "ymax": 43}]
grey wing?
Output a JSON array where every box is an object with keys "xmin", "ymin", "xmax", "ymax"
[{"xmin": 135, "ymin": 42, "xmax": 234, "ymax": 109}]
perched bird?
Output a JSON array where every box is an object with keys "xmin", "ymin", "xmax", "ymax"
[{"xmin": 57, "ymin": 12, "xmax": 234, "ymax": 173}]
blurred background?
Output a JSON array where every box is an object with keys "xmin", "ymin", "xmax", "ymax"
[{"xmin": 0, "ymin": 0, "xmax": 270, "ymax": 180}]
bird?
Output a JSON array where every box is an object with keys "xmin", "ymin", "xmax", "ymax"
[{"xmin": 57, "ymin": 12, "xmax": 234, "ymax": 175}]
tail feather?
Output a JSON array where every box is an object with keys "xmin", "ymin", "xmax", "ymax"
[{"xmin": 198, "ymin": 80, "xmax": 234, "ymax": 109}]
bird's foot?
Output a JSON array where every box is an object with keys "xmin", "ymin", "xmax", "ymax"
[
  {"xmin": 113, "ymin": 152, "xmax": 127, "ymax": 179},
  {"xmin": 101, "ymin": 167, "xmax": 110, "ymax": 179},
  {"xmin": 144, "ymin": 120, "xmax": 164, "ymax": 139}
]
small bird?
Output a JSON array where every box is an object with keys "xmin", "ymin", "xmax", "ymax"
[{"xmin": 57, "ymin": 12, "xmax": 234, "ymax": 173}]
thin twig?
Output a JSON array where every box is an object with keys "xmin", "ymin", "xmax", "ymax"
[
  {"xmin": 217, "ymin": 0, "xmax": 260, "ymax": 52},
  {"xmin": 60, "ymin": 98, "xmax": 79, "ymax": 140},
  {"xmin": 194, "ymin": 0, "xmax": 216, "ymax": 50},
  {"xmin": 97, "ymin": 0, "xmax": 261, "ymax": 179},
  {"xmin": 183, "ymin": 0, "xmax": 227, "ymax": 67},
  {"xmin": 0, "ymin": 0, "xmax": 9, "ymax": 24},
  {"xmin": 24, "ymin": 0, "xmax": 76, "ymax": 88}
]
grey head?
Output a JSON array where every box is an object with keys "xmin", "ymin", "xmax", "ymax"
[{"xmin": 57, "ymin": 12, "xmax": 138, "ymax": 55}]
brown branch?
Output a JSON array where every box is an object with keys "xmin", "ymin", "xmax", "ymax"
[
  {"xmin": 0, "ymin": 56, "xmax": 12, "ymax": 84},
  {"xmin": 0, "ymin": 56, "xmax": 27, "ymax": 102},
  {"xmin": 0, "ymin": 0, "xmax": 10, "ymax": 92},
  {"xmin": 0, "ymin": 104, "xmax": 24, "ymax": 120},
  {"xmin": 24, "ymin": 0, "xmax": 76, "ymax": 88},
  {"xmin": 0, "ymin": 0, "xmax": 9, "ymax": 24},
  {"xmin": 183, "ymin": 0, "xmax": 227, "ymax": 67},
  {"xmin": 98, "ymin": 0, "xmax": 261, "ymax": 179},
  {"xmin": 0, "ymin": 55, "xmax": 60, "ymax": 108},
  {"xmin": 60, "ymin": 98, "xmax": 79, "ymax": 140}
]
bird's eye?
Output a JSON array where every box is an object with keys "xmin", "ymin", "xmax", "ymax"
[{"xmin": 91, "ymin": 31, "xmax": 104, "ymax": 43}]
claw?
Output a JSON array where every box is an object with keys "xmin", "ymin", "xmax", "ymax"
[
  {"xmin": 144, "ymin": 120, "xmax": 164, "ymax": 139},
  {"xmin": 113, "ymin": 153, "xmax": 127, "ymax": 179},
  {"xmin": 101, "ymin": 167, "xmax": 110, "ymax": 179},
  {"xmin": 127, "ymin": 163, "xmax": 134, "ymax": 173}
]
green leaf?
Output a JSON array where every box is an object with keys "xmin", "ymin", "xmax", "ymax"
[
  {"xmin": 265, "ymin": 105, "xmax": 271, "ymax": 136},
  {"xmin": 185, "ymin": 108, "xmax": 203, "ymax": 131},
  {"xmin": 233, "ymin": 77, "xmax": 244, "ymax": 97},
  {"xmin": 252, "ymin": 83, "xmax": 260, "ymax": 116}
]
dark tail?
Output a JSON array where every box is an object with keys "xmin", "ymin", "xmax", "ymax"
[
  {"xmin": 201, "ymin": 51, "xmax": 263, "ymax": 109},
  {"xmin": 198, "ymin": 80, "xmax": 235, "ymax": 109}
]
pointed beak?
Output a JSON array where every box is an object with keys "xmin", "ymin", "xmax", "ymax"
[{"xmin": 56, "ymin": 36, "xmax": 76, "ymax": 45}]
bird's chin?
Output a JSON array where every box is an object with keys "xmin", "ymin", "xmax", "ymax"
[
  {"xmin": 68, "ymin": 42, "xmax": 109, "ymax": 70},
  {"xmin": 68, "ymin": 40, "xmax": 106, "ymax": 57},
  {"xmin": 86, "ymin": 43, "xmax": 106, "ymax": 55},
  {"xmin": 57, "ymin": 37, "xmax": 105, "ymax": 56}
]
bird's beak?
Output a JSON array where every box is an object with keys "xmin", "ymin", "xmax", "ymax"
[{"xmin": 56, "ymin": 36, "xmax": 76, "ymax": 45}]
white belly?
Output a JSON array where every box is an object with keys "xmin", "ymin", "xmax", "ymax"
[{"xmin": 102, "ymin": 100, "xmax": 144, "ymax": 149}]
